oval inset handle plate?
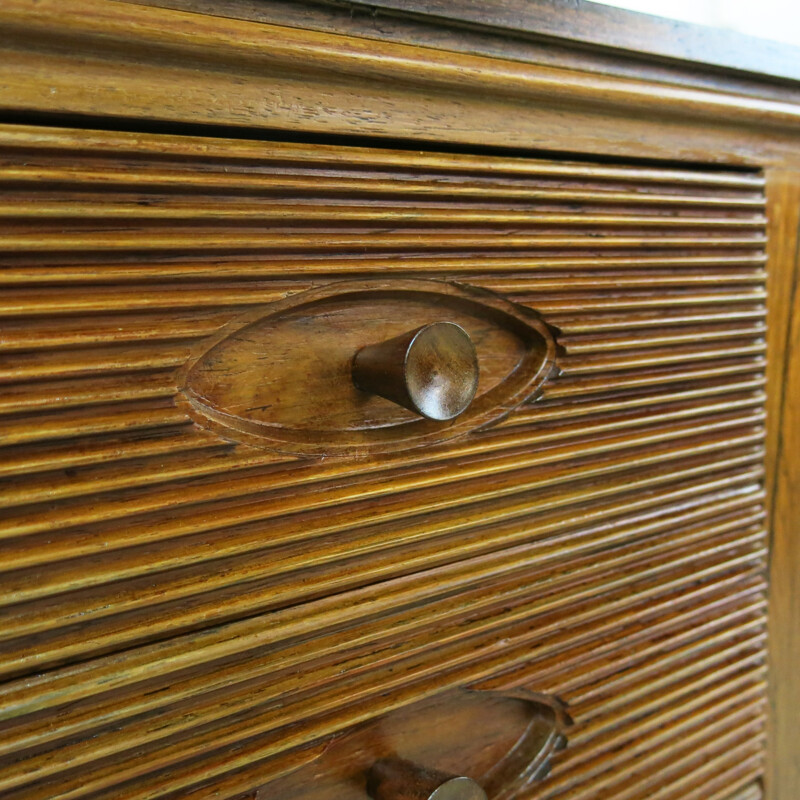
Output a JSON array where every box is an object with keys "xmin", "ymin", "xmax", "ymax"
[
  {"xmin": 178, "ymin": 279, "xmax": 558, "ymax": 456},
  {"xmin": 254, "ymin": 688, "xmax": 570, "ymax": 800},
  {"xmin": 352, "ymin": 322, "xmax": 480, "ymax": 421},
  {"xmin": 368, "ymin": 758, "xmax": 487, "ymax": 800}
]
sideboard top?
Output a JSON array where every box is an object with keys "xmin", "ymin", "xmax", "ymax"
[{"xmin": 125, "ymin": 0, "xmax": 800, "ymax": 85}]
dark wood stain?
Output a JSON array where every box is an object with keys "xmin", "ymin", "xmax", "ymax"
[{"xmin": 0, "ymin": 2, "xmax": 795, "ymax": 800}]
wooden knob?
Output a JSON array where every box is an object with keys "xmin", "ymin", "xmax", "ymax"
[
  {"xmin": 352, "ymin": 322, "xmax": 479, "ymax": 421},
  {"xmin": 367, "ymin": 758, "xmax": 487, "ymax": 800}
]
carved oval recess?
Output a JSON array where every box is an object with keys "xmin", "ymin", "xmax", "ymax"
[
  {"xmin": 255, "ymin": 688, "xmax": 570, "ymax": 800},
  {"xmin": 178, "ymin": 279, "xmax": 557, "ymax": 455}
]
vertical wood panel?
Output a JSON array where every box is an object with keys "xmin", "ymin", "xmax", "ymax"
[{"xmin": 765, "ymin": 169, "xmax": 800, "ymax": 800}]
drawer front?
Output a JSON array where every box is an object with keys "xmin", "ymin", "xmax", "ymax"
[{"xmin": 0, "ymin": 124, "xmax": 767, "ymax": 800}]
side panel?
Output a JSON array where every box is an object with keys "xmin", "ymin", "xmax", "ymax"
[{"xmin": 765, "ymin": 169, "xmax": 800, "ymax": 800}]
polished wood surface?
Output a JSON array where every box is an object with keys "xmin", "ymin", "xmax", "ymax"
[{"xmin": 0, "ymin": 1, "xmax": 797, "ymax": 799}]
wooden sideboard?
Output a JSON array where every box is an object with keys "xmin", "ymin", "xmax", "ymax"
[{"xmin": 0, "ymin": 2, "xmax": 797, "ymax": 799}]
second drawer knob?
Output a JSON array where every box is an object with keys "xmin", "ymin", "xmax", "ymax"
[{"xmin": 367, "ymin": 757, "xmax": 487, "ymax": 800}]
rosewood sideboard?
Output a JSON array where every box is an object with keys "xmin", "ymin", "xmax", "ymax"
[{"xmin": 0, "ymin": 2, "xmax": 798, "ymax": 799}]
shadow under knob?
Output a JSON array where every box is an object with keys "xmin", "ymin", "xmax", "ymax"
[
  {"xmin": 352, "ymin": 322, "xmax": 479, "ymax": 421},
  {"xmin": 367, "ymin": 757, "xmax": 487, "ymax": 800}
]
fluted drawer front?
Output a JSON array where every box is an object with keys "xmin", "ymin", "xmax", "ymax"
[{"xmin": 0, "ymin": 124, "xmax": 767, "ymax": 800}]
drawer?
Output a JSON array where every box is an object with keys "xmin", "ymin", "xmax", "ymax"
[{"xmin": 0, "ymin": 123, "xmax": 768, "ymax": 800}]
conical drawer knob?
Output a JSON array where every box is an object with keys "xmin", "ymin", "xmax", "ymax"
[{"xmin": 352, "ymin": 322, "xmax": 479, "ymax": 421}]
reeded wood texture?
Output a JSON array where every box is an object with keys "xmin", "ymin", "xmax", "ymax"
[{"xmin": 0, "ymin": 124, "xmax": 768, "ymax": 800}]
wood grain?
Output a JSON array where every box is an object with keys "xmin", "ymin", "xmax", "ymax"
[
  {"xmin": 1, "ymin": 0, "xmax": 800, "ymax": 167},
  {"xmin": 0, "ymin": 122, "xmax": 768, "ymax": 799}
]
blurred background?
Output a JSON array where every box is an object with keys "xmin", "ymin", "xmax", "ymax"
[{"xmin": 593, "ymin": 0, "xmax": 800, "ymax": 45}]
